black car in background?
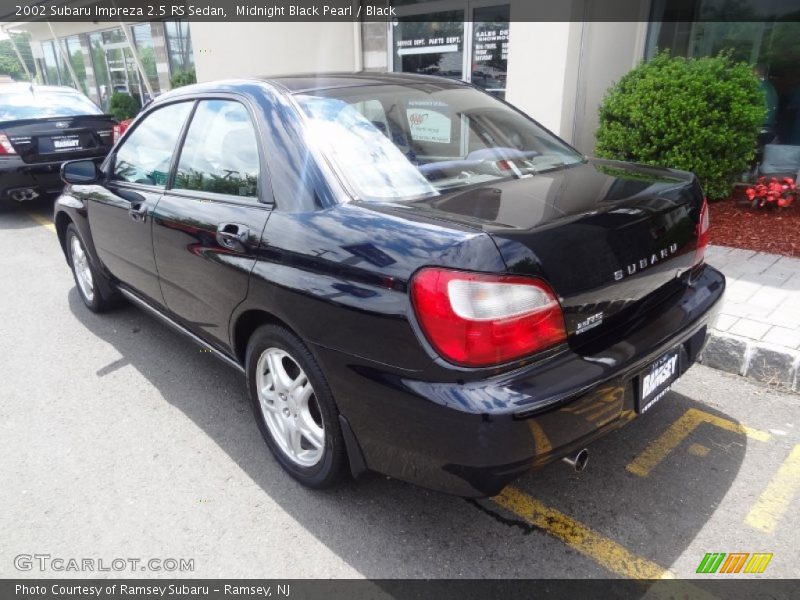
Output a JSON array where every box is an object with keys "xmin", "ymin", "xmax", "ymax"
[
  {"xmin": 54, "ymin": 73, "xmax": 724, "ymax": 497},
  {"xmin": 0, "ymin": 83, "xmax": 116, "ymax": 203}
]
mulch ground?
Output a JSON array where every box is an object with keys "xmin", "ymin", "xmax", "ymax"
[{"xmin": 709, "ymin": 195, "xmax": 800, "ymax": 258}]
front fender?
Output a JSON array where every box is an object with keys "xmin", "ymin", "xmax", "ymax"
[{"xmin": 54, "ymin": 188, "xmax": 114, "ymax": 295}]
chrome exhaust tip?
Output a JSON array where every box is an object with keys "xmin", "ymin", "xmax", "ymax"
[
  {"xmin": 562, "ymin": 448, "xmax": 589, "ymax": 472},
  {"xmin": 9, "ymin": 188, "xmax": 39, "ymax": 202}
]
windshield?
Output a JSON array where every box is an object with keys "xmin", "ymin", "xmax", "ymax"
[
  {"xmin": 0, "ymin": 89, "xmax": 102, "ymax": 121},
  {"xmin": 295, "ymin": 83, "xmax": 584, "ymax": 202}
]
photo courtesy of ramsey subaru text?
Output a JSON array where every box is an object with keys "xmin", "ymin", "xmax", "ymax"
[
  {"xmin": 0, "ymin": 82, "xmax": 117, "ymax": 205},
  {"xmin": 54, "ymin": 73, "xmax": 723, "ymax": 497}
]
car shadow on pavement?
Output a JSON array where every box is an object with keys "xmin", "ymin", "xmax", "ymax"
[
  {"xmin": 67, "ymin": 288, "xmax": 748, "ymax": 579},
  {"xmin": 0, "ymin": 196, "xmax": 55, "ymax": 230}
]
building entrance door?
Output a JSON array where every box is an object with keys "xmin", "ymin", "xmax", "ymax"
[
  {"xmin": 391, "ymin": 1, "xmax": 510, "ymax": 98},
  {"xmin": 101, "ymin": 41, "xmax": 147, "ymax": 108}
]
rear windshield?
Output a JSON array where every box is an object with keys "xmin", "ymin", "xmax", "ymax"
[
  {"xmin": 0, "ymin": 89, "xmax": 102, "ymax": 121},
  {"xmin": 295, "ymin": 83, "xmax": 584, "ymax": 202}
]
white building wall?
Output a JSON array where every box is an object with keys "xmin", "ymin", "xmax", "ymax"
[
  {"xmin": 505, "ymin": 21, "xmax": 582, "ymax": 139},
  {"xmin": 496, "ymin": 18, "xmax": 647, "ymax": 154},
  {"xmin": 189, "ymin": 22, "xmax": 357, "ymax": 81},
  {"xmin": 569, "ymin": 21, "xmax": 648, "ymax": 154}
]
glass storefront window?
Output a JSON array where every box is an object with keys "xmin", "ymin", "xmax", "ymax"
[
  {"xmin": 132, "ymin": 23, "xmax": 160, "ymax": 96},
  {"xmin": 63, "ymin": 36, "xmax": 88, "ymax": 95},
  {"xmin": 88, "ymin": 32, "xmax": 110, "ymax": 109},
  {"xmin": 393, "ymin": 11, "xmax": 465, "ymax": 81},
  {"xmin": 392, "ymin": 4, "xmax": 510, "ymax": 98},
  {"xmin": 647, "ymin": 3, "xmax": 800, "ymax": 146},
  {"xmin": 472, "ymin": 5, "xmax": 509, "ymax": 98},
  {"xmin": 87, "ymin": 27, "xmax": 150, "ymax": 109},
  {"xmin": 9, "ymin": 33, "xmax": 36, "ymax": 79},
  {"xmin": 41, "ymin": 40, "xmax": 61, "ymax": 86},
  {"xmin": 102, "ymin": 27, "xmax": 147, "ymax": 106},
  {"xmin": 165, "ymin": 20, "xmax": 194, "ymax": 78}
]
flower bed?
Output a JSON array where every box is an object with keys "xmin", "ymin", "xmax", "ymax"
[{"xmin": 709, "ymin": 196, "xmax": 799, "ymax": 258}]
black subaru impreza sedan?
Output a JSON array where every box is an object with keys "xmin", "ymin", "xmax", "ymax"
[{"xmin": 54, "ymin": 73, "xmax": 724, "ymax": 497}]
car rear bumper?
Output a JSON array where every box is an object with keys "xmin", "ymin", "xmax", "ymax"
[
  {"xmin": 1, "ymin": 157, "xmax": 70, "ymax": 199},
  {"xmin": 315, "ymin": 265, "xmax": 725, "ymax": 497}
]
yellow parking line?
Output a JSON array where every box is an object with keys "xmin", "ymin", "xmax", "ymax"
[
  {"xmin": 745, "ymin": 444, "xmax": 800, "ymax": 533},
  {"xmin": 492, "ymin": 486, "xmax": 673, "ymax": 579},
  {"xmin": 28, "ymin": 212, "xmax": 56, "ymax": 233},
  {"xmin": 527, "ymin": 420, "xmax": 553, "ymax": 456},
  {"xmin": 627, "ymin": 408, "xmax": 771, "ymax": 477}
]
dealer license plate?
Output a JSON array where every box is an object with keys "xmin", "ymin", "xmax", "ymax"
[
  {"xmin": 51, "ymin": 135, "xmax": 82, "ymax": 151},
  {"xmin": 636, "ymin": 348, "xmax": 681, "ymax": 414}
]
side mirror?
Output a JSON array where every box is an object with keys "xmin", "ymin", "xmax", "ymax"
[{"xmin": 61, "ymin": 159, "xmax": 101, "ymax": 185}]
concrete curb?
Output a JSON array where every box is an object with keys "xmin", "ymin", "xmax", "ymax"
[{"xmin": 699, "ymin": 330, "xmax": 800, "ymax": 392}]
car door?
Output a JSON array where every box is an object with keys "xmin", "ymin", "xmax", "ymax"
[
  {"xmin": 88, "ymin": 101, "xmax": 194, "ymax": 305},
  {"xmin": 151, "ymin": 97, "xmax": 272, "ymax": 349}
]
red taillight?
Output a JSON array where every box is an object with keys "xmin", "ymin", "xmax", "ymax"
[
  {"xmin": 410, "ymin": 268, "xmax": 567, "ymax": 367},
  {"xmin": 694, "ymin": 197, "xmax": 710, "ymax": 265},
  {"xmin": 113, "ymin": 119, "xmax": 131, "ymax": 143},
  {"xmin": 0, "ymin": 132, "xmax": 17, "ymax": 155}
]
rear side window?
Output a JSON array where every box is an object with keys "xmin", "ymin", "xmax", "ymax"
[
  {"xmin": 0, "ymin": 90, "xmax": 102, "ymax": 121},
  {"xmin": 173, "ymin": 100, "xmax": 259, "ymax": 198},
  {"xmin": 112, "ymin": 102, "xmax": 193, "ymax": 187}
]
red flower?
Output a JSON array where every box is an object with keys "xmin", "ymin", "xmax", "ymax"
[{"xmin": 745, "ymin": 176, "xmax": 797, "ymax": 209}]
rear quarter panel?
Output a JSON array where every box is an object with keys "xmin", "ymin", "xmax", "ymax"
[{"xmin": 232, "ymin": 202, "xmax": 506, "ymax": 372}]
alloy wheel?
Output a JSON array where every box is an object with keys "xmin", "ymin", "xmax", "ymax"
[
  {"xmin": 70, "ymin": 235, "xmax": 94, "ymax": 302},
  {"xmin": 255, "ymin": 347, "xmax": 325, "ymax": 467}
]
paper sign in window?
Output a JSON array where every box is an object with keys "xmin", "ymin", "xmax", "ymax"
[{"xmin": 406, "ymin": 109, "xmax": 452, "ymax": 144}]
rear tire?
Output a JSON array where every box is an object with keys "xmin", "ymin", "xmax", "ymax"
[
  {"xmin": 66, "ymin": 223, "xmax": 118, "ymax": 313},
  {"xmin": 246, "ymin": 324, "xmax": 347, "ymax": 489}
]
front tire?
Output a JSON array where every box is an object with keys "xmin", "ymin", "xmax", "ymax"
[
  {"xmin": 66, "ymin": 223, "xmax": 117, "ymax": 313},
  {"xmin": 246, "ymin": 325, "xmax": 347, "ymax": 489}
]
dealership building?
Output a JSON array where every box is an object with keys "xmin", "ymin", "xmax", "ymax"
[{"xmin": 3, "ymin": 0, "xmax": 799, "ymax": 154}]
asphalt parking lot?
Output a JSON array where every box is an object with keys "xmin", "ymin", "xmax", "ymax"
[{"xmin": 2, "ymin": 196, "xmax": 799, "ymax": 580}]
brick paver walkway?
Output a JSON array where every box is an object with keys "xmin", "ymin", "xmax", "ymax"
[{"xmin": 704, "ymin": 245, "xmax": 800, "ymax": 390}]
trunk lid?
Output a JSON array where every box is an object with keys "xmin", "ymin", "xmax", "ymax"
[
  {"xmin": 398, "ymin": 158, "xmax": 705, "ymax": 339},
  {"xmin": 1, "ymin": 115, "xmax": 116, "ymax": 163}
]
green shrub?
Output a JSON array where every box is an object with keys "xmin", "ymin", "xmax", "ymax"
[
  {"xmin": 108, "ymin": 92, "xmax": 140, "ymax": 121},
  {"xmin": 595, "ymin": 52, "xmax": 765, "ymax": 199},
  {"xmin": 170, "ymin": 69, "xmax": 196, "ymax": 89}
]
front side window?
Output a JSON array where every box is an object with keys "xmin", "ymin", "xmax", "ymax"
[
  {"xmin": 112, "ymin": 102, "xmax": 192, "ymax": 187},
  {"xmin": 296, "ymin": 84, "xmax": 584, "ymax": 202},
  {"xmin": 173, "ymin": 100, "xmax": 259, "ymax": 197}
]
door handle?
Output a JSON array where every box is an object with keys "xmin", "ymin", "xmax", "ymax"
[
  {"xmin": 128, "ymin": 201, "xmax": 148, "ymax": 222},
  {"xmin": 216, "ymin": 223, "xmax": 250, "ymax": 251}
]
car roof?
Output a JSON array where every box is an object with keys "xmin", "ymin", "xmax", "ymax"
[
  {"xmin": 153, "ymin": 72, "xmax": 469, "ymax": 106},
  {"xmin": 259, "ymin": 71, "xmax": 468, "ymax": 94},
  {"xmin": 0, "ymin": 82, "xmax": 85, "ymax": 95}
]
